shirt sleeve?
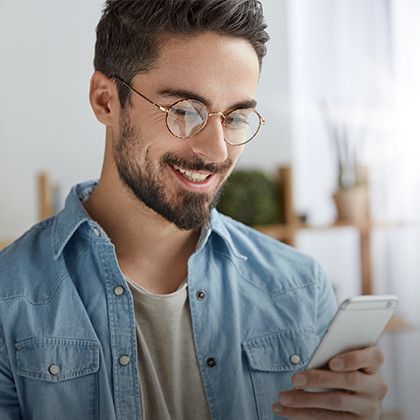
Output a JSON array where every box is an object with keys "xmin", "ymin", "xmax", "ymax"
[
  {"xmin": 315, "ymin": 262, "xmax": 338, "ymax": 339},
  {"xmin": 0, "ymin": 324, "xmax": 22, "ymax": 419}
]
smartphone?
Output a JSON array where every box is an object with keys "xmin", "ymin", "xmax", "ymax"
[{"xmin": 307, "ymin": 294, "xmax": 398, "ymax": 371}]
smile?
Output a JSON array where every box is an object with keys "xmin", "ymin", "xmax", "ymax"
[
  {"xmin": 172, "ymin": 165, "xmax": 212, "ymax": 183},
  {"xmin": 168, "ymin": 164, "xmax": 215, "ymax": 191}
]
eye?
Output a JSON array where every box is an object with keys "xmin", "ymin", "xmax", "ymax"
[
  {"xmin": 225, "ymin": 111, "xmax": 250, "ymax": 127},
  {"xmin": 173, "ymin": 107, "xmax": 195, "ymax": 117},
  {"xmin": 169, "ymin": 100, "xmax": 207, "ymax": 124}
]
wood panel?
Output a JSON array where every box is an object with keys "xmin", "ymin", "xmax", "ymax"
[{"xmin": 38, "ymin": 171, "xmax": 54, "ymax": 220}]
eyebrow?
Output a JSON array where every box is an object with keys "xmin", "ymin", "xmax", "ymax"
[{"xmin": 157, "ymin": 88, "xmax": 257, "ymax": 110}]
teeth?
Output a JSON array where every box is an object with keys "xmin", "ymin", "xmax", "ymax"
[{"xmin": 173, "ymin": 165, "xmax": 210, "ymax": 182}]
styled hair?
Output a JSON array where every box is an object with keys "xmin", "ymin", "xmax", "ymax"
[{"xmin": 94, "ymin": 0, "xmax": 269, "ymax": 108}]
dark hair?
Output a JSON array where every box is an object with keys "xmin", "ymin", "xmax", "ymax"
[{"xmin": 94, "ymin": 0, "xmax": 269, "ymax": 108}]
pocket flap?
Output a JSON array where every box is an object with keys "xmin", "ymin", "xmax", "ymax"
[
  {"xmin": 15, "ymin": 337, "xmax": 100, "ymax": 382},
  {"xmin": 242, "ymin": 326, "xmax": 315, "ymax": 372}
]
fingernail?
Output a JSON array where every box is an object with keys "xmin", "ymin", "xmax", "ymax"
[
  {"xmin": 293, "ymin": 373, "xmax": 307, "ymax": 386},
  {"xmin": 272, "ymin": 403, "xmax": 283, "ymax": 413},
  {"xmin": 330, "ymin": 358, "xmax": 344, "ymax": 371},
  {"xmin": 279, "ymin": 393, "xmax": 293, "ymax": 405}
]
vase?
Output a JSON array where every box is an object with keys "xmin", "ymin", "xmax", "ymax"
[{"xmin": 333, "ymin": 186, "xmax": 369, "ymax": 223}]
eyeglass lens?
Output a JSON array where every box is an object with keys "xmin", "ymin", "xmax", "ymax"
[{"xmin": 166, "ymin": 99, "xmax": 261, "ymax": 145}]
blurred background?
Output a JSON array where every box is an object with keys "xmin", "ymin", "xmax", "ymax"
[{"xmin": 0, "ymin": 0, "xmax": 419, "ymax": 418}]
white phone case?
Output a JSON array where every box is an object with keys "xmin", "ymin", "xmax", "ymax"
[{"xmin": 307, "ymin": 294, "xmax": 398, "ymax": 371}]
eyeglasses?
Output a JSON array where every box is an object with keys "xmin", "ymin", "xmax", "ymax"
[{"xmin": 111, "ymin": 75, "xmax": 265, "ymax": 146}]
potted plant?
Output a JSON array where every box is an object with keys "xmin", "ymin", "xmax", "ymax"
[{"xmin": 216, "ymin": 169, "xmax": 282, "ymax": 225}]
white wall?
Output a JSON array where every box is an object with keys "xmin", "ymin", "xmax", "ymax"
[
  {"xmin": 287, "ymin": 0, "xmax": 393, "ymax": 225},
  {"xmin": 0, "ymin": 0, "xmax": 106, "ymax": 238},
  {"xmin": 239, "ymin": 0, "xmax": 292, "ymax": 170},
  {"xmin": 0, "ymin": 0, "xmax": 292, "ymax": 239}
]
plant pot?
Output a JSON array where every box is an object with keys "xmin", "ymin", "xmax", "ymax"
[{"xmin": 333, "ymin": 186, "xmax": 369, "ymax": 223}]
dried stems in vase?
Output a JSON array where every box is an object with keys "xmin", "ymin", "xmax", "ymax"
[
  {"xmin": 321, "ymin": 100, "xmax": 370, "ymax": 222},
  {"xmin": 321, "ymin": 101, "xmax": 367, "ymax": 191}
]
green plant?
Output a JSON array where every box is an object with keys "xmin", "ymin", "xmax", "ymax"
[{"xmin": 216, "ymin": 169, "xmax": 282, "ymax": 225}]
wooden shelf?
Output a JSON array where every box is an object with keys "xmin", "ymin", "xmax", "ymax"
[{"xmin": 254, "ymin": 220, "xmax": 405, "ymax": 238}]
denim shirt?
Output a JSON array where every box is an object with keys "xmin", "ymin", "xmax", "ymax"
[{"xmin": 0, "ymin": 180, "xmax": 337, "ymax": 420}]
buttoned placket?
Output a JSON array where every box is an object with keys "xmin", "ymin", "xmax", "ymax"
[
  {"xmin": 186, "ymin": 252, "xmax": 219, "ymax": 420},
  {"xmin": 93, "ymin": 224, "xmax": 142, "ymax": 420}
]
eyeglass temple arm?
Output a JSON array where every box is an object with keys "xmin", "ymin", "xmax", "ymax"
[{"xmin": 111, "ymin": 75, "xmax": 169, "ymax": 113}]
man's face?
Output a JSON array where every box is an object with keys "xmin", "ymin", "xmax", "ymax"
[{"xmin": 112, "ymin": 32, "xmax": 260, "ymax": 230}]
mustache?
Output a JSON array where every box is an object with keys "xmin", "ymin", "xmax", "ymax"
[{"xmin": 161, "ymin": 152, "xmax": 232, "ymax": 174}]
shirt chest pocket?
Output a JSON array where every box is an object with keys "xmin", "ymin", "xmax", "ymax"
[
  {"xmin": 242, "ymin": 326, "xmax": 316, "ymax": 420},
  {"xmin": 15, "ymin": 337, "xmax": 100, "ymax": 420}
]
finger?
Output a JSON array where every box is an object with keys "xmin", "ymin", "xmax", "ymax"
[
  {"xmin": 275, "ymin": 390, "xmax": 381, "ymax": 418},
  {"xmin": 328, "ymin": 346, "xmax": 385, "ymax": 373},
  {"xmin": 272, "ymin": 404, "xmax": 358, "ymax": 419},
  {"xmin": 291, "ymin": 370, "xmax": 388, "ymax": 399}
]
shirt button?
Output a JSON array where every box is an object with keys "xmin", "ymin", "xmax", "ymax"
[
  {"xmin": 206, "ymin": 357, "xmax": 216, "ymax": 367},
  {"xmin": 114, "ymin": 285, "xmax": 125, "ymax": 296},
  {"xmin": 290, "ymin": 355, "xmax": 301, "ymax": 365},
  {"xmin": 92, "ymin": 227, "xmax": 101, "ymax": 236},
  {"xmin": 119, "ymin": 355, "xmax": 130, "ymax": 366},
  {"xmin": 196, "ymin": 290, "xmax": 206, "ymax": 300},
  {"xmin": 48, "ymin": 364, "xmax": 60, "ymax": 375}
]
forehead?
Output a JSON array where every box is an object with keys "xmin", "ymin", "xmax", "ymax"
[{"xmin": 135, "ymin": 32, "xmax": 260, "ymax": 107}]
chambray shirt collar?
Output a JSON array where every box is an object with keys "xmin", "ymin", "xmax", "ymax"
[
  {"xmin": 52, "ymin": 179, "xmax": 99, "ymax": 260},
  {"xmin": 206, "ymin": 209, "xmax": 248, "ymax": 260},
  {"xmin": 52, "ymin": 179, "xmax": 247, "ymax": 261}
]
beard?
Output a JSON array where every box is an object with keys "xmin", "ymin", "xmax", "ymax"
[{"xmin": 112, "ymin": 110, "xmax": 232, "ymax": 231}]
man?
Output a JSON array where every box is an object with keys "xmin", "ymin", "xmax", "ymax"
[{"xmin": 0, "ymin": 1, "xmax": 388, "ymax": 419}]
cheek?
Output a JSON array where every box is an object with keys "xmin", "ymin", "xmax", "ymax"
[
  {"xmin": 129, "ymin": 102, "xmax": 163, "ymax": 124},
  {"xmin": 142, "ymin": 125, "xmax": 181, "ymax": 153},
  {"xmin": 148, "ymin": 112, "xmax": 167, "ymax": 130},
  {"xmin": 127, "ymin": 106, "xmax": 168, "ymax": 141}
]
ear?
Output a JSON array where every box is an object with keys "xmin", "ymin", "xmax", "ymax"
[{"xmin": 89, "ymin": 71, "xmax": 119, "ymax": 126}]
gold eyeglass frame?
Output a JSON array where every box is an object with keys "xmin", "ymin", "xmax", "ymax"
[{"xmin": 111, "ymin": 75, "xmax": 266, "ymax": 146}]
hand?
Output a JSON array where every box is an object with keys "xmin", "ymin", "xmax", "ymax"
[{"xmin": 272, "ymin": 346, "xmax": 388, "ymax": 419}]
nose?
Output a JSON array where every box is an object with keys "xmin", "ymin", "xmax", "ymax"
[{"xmin": 189, "ymin": 114, "xmax": 229, "ymax": 163}]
